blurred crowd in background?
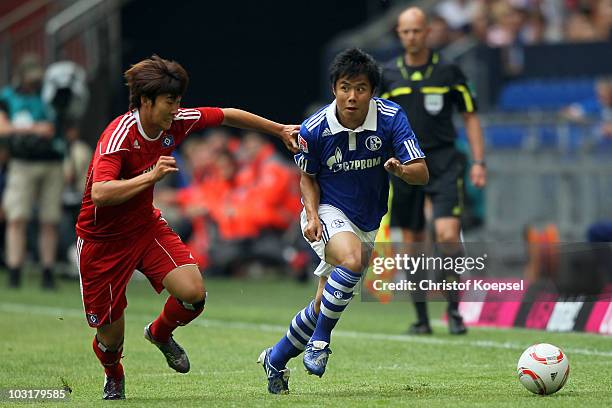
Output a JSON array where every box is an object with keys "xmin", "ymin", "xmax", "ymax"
[
  {"xmin": 417, "ymin": 0, "xmax": 612, "ymax": 79},
  {"xmin": 430, "ymin": 0, "xmax": 612, "ymax": 47},
  {"xmin": 152, "ymin": 130, "xmax": 310, "ymax": 280}
]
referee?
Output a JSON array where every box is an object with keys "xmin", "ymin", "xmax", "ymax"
[{"xmin": 380, "ymin": 7, "xmax": 486, "ymax": 335}]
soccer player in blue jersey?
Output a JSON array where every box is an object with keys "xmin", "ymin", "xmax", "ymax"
[{"xmin": 258, "ymin": 48, "xmax": 429, "ymax": 394}]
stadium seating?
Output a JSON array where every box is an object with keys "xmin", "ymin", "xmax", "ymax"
[
  {"xmin": 458, "ymin": 123, "xmax": 586, "ymax": 151},
  {"xmin": 456, "ymin": 78, "xmax": 599, "ymax": 152},
  {"xmin": 498, "ymin": 78, "xmax": 596, "ymax": 112}
]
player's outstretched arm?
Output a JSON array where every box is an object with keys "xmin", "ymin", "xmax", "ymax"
[
  {"xmin": 300, "ymin": 172, "xmax": 322, "ymax": 242},
  {"xmin": 91, "ymin": 156, "xmax": 178, "ymax": 207},
  {"xmin": 221, "ymin": 108, "xmax": 299, "ymax": 152},
  {"xmin": 384, "ymin": 157, "xmax": 429, "ymax": 185}
]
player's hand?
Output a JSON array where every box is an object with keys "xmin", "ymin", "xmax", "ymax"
[
  {"xmin": 384, "ymin": 157, "xmax": 402, "ymax": 177},
  {"xmin": 304, "ymin": 217, "xmax": 322, "ymax": 243},
  {"xmin": 149, "ymin": 155, "xmax": 179, "ymax": 183},
  {"xmin": 470, "ymin": 163, "xmax": 486, "ymax": 188},
  {"xmin": 279, "ymin": 125, "xmax": 300, "ymax": 153}
]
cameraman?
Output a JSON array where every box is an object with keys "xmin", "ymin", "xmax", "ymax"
[{"xmin": 0, "ymin": 54, "xmax": 63, "ymax": 289}]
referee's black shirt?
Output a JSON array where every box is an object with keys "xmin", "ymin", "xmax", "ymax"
[{"xmin": 380, "ymin": 51, "xmax": 477, "ymax": 152}]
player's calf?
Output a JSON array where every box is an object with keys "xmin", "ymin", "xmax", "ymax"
[
  {"xmin": 150, "ymin": 293, "xmax": 206, "ymax": 341},
  {"xmin": 310, "ymin": 266, "xmax": 360, "ymax": 345},
  {"xmin": 268, "ymin": 300, "xmax": 318, "ymax": 369},
  {"xmin": 92, "ymin": 336, "xmax": 125, "ymax": 399},
  {"xmin": 145, "ymin": 294, "xmax": 206, "ymax": 373}
]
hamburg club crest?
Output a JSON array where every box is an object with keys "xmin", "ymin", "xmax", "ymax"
[
  {"xmin": 162, "ymin": 135, "xmax": 175, "ymax": 148},
  {"xmin": 87, "ymin": 312, "xmax": 99, "ymax": 326}
]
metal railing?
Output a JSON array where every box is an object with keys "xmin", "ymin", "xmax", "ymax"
[
  {"xmin": 45, "ymin": 0, "xmax": 124, "ymax": 78},
  {"xmin": 473, "ymin": 116, "xmax": 612, "ymax": 240},
  {"xmin": 0, "ymin": 0, "xmax": 59, "ymax": 86},
  {"xmin": 0, "ymin": 0, "xmax": 126, "ymax": 86}
]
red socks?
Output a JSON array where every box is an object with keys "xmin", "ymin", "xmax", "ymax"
[
  {"xmin": 149, "ymin": 296, "xmax": 204, "ymax": 342},
  {"xmin": 91, "ymin": 296, "xmax": 203, "ymax": 379},
  {"xmin": 92, "ymin": 336, "xmax": 124, "ymax": 379}
]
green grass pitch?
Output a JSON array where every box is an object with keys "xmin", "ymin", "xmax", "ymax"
[{"xmin": 0, "ymin": 275, "xmax": 611, "ymax": 407}]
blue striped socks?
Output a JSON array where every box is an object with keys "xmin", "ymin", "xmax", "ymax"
[
  {"xmin": 268, "ymin": 266, "xmax": 361, "ymax": 368},
  {"xmin": 269, "ymin": 300, "xmax": 318, "ymax": 369},
  {"xmin": 310, "ymin": 266, "xmax": 361, "ymax": 344}
]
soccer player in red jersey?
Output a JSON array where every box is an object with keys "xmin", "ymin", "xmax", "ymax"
[{"xmin": 75, "ymin": 55, "xmax": 299, "ymax": 400}]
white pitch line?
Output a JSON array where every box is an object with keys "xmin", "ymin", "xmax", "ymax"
[{"xmin": 1, "ymin": 302, "xmax": 611, "ymax": 358}]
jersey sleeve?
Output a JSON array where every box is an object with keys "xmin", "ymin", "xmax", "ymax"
[
  {"xmin": 450, "ymin": 65, "xmax": 477, "ymax": 113},
  {"xmin": 174, "ymin": 107, "xmax": 225, "ymax": 139},
  {"xmin": 293, "ymin": 126, "xmax": 320, "ymax": 175},
  {"xmin": 93, "ymin": 151, "xmax": 123, "ymax": 182},
  {"xmin": 391, "ymin": 108, "xmax": 425, "ymax": 164},
  {"xmin": 93, "ymin": 118, "xmax": 132, "ymax": 182}
]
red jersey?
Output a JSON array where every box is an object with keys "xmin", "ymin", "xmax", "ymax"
[{"xmin": 76, "ymin": 107, "xmax": 224, "ymax": 241}]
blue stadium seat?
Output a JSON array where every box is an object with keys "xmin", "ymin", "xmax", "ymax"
[
  {"xmin": 458, "ymin": 123, "xmax": 588, "ymax": 152},
  {"xmin": 484, "ymin": 124, "xmax": 527, "ymax": 149},
  {"xmin": 537, "ymin": 125, "xmax": 558, "ymax": 148},
  {"xmin": 498, "ymin": 78, "xmax": 596, "ymax": 112}
]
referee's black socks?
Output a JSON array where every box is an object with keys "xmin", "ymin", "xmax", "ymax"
[{"xmin": 8, "ymin": 267, "xmax": 20, "ymax": 288}]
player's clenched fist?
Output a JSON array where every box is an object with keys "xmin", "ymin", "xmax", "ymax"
[
  {"xmin": 383, "ymin": 157, "xmax": 402, "ymax": 176},
  {"xmin": 150, "ymin": 156, "xmax": 179, "ymax": 182},
  {"xmin": 304, "ymin": 217, "xmax": 323, "ymax": 243}
]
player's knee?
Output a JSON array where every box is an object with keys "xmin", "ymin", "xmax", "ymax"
[
  {"xmin": 339, "ymin": 252, "xmax": 364, "ymax": 273},
  {"xmin": 177, "ymin": 291, "xmax": 207, "ymax": 312},
  {"xmin": 178, "ymin": 277, "xmax": 206, "ymax": 305}
]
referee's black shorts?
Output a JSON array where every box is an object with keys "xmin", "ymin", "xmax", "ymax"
[{"xmin": 390, "ymin": 147, "xmax": 466, "ymax": 231}]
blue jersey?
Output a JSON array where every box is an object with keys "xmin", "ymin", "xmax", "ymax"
[{"xmin": 294, "ymin": 98, "xmax": 425, "ymax": 232}]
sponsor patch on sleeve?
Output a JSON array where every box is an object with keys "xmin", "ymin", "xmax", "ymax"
[{"xmin": 298, "ymin": 135, "xmax": 309, "ymax": 153}]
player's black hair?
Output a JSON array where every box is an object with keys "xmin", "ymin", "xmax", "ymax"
[
  {"xmin": 329, "ymin": 48, "xmax": 381, "ymax": 91},
  {"xmin": 124, "ymin": 55, "xmax": 189, "ymax": 109}
]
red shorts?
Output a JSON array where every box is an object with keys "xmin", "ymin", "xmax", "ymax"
[{"xmin": 77, "ymin": 218, "xmax": 197, "ymax": 327}]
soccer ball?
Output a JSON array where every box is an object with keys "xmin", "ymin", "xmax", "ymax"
[{"xmin": 517, "ymin": 343, "xmax": 570, "ymax": 395}]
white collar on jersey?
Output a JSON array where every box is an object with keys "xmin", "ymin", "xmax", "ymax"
[
  {"xmin": 326, "ymin": 99, "xmax": 377, "ymax": 134},
  {"xmin": 133, "ymin": 109, "xmax": 164, "ymax": 141}
]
